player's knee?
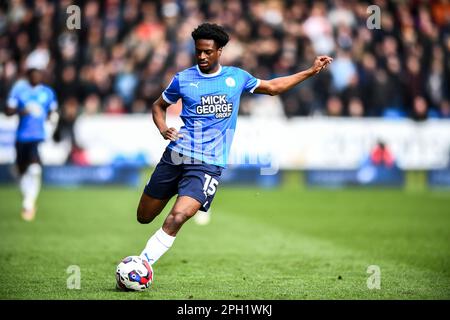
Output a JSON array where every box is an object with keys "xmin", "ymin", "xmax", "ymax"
[
  {"xmin": 171, "ymin": 208, "xmax": 195, "ymax": 225},
  {"xmin": 137, "ymin": 215, "xmax": 150, "ymax": 224},
  {"xmin": 136, "ymin": 208, "xmax": 153, "ymax": 224}
]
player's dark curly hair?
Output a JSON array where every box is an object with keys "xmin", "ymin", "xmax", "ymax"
[{"xmin": 191, "ymin": 23, "xmax": 229, "ymax": 48}]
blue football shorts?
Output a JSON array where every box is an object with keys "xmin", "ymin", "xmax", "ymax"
[
  {"xmin": 144, "ymin": 147, "xmax": 223, "ymax": 212},
  {"xmin": 15, "ymin": 141, "xmax": 41, "ymax": 167}
]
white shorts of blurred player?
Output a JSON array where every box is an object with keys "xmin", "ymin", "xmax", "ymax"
[{"xmin": 194, "ymin": 209, "xmax": 211, "ymax": 225}]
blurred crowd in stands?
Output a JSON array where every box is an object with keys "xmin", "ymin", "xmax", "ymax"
[{"xmin": 1, "ymin": 0, "xmax": 449, "ymax": 122}]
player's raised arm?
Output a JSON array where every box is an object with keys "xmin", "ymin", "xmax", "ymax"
[
  {"xmin": 152, "ymin": 96, "xmax": 182, "ymax": 141},
  {"xmin": 254, "ymin": 55, "xmax": 333, "ymax": 96}
]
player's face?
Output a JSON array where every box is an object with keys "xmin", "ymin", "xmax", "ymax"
[
  {"xmin": 195, "ymin": 39, "xmax": 222, "ymax": 73},
  {"xmin": 28, "ymin": 69, "xmax": 43, "ymax": 86}
]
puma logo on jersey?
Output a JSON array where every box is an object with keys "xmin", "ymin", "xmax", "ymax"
[{"xmin": 189, "ymin": 82, "xmax": 200, "ymax": 88}]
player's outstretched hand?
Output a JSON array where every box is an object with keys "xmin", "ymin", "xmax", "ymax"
[
  {"xmin": 161, "ymin": 127, "xmax": 183, "ymax": 141},
  {"xmin": 310, "ymin": 56, "xmax": 333, "ymax": 75}
]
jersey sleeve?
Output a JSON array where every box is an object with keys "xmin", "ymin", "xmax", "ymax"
[
  {"xmin": 7, "ymin": 81, "xmax": 23, "ymax": 109},
  {"xmin": 162, "ymin": 73, "xmax": 181, "ymax": 104},
  {"xmin": 242, "ymin": 70, "xmax": 261, "ymax": 94}
]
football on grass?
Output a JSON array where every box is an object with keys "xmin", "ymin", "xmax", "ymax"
[{"xmin": 116, "ymin": 256, "xmax": 153, "ymax": 291}]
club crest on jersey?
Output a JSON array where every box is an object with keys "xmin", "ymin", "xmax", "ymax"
[
  {"xmin": 225, "ymin": 77, "xmax": 236, "ymax": 87},
  {"xmin": 197, "ymin": 95, "xmax": 233, "ymax": 119}
]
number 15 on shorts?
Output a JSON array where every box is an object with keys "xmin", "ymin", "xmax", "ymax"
[{"xmin": 203, "ymin": 174, "xmax": 219, "ymax": 197}]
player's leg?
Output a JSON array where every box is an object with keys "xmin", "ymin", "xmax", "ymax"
[
  {"xmin": 138, "ymin": 148, "xmax": 185, "ymax": 264},
  {"xmin": 136, "ymin": 193, "xmax": 170, "ymax": 224},
  {"xmin": 140, "ymin": 195, "xmax": 201, "ymax": 265},
  {"xmin": 162, "ymin": 195, "xmax": 202, "ymax": 236},
  {"xmin": 140, "ymin": 163, "xmax": 222, "ymax": 265},
  {"xmin": 137, "ymin": 148, "xmax": 181, "ymax": 224},
  {"xmin": 16, "ymin": 142, "xmax": 42, "ymax": 221}
]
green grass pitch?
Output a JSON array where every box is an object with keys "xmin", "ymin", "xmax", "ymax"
[{"xmin": 0, "ymin": 176, "xmax": 449, "ymax": 299}]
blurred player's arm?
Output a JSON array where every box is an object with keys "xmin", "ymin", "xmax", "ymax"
[
  {"xmin": 47, "ymin": 99, "xmax": 59, "ymax": 122},
  {"xmin": 46, "ymin": 91, "xmax": 59, "ymax": 138},
  {"xmin": 5, "ymin": 87, "xmax": 28, "ymax": 116},
  {"xmin": 4, "ymin": 97, "xmax": 21, "ymax": 116},
  {"xmin": 5, "ymin": 106, "xmax": 31, "ymax": 116},
  {"xmin": 4, "ymin": 106, "xmax": 16, "ymax": 116},
  {"xmin": 254, "ymin": 55, "xmax": 333, "ymax": 96},
  {"xmin": 47, "ymin": 109, "xmax": 59, "ymax": 140},
  {"xmin": 152, "ymin": 96, "xmax": 182, "ymax": 141}
]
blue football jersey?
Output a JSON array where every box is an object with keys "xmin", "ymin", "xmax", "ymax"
[
  {"xmin": 162, "ymin": 65, "xmax": 260, "ymax": 167},
  {"xmin": 7, "ymin": 79, "xmax": 58, "ymax": 142}
]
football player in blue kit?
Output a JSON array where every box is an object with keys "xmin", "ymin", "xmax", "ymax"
[
  {"xmin": 5, "ymin": 51, "xmax": 58, "ymax": 221},
  {"xmin": 138, "ymin": 23, "xmax": 332, "ymax": 265}
]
